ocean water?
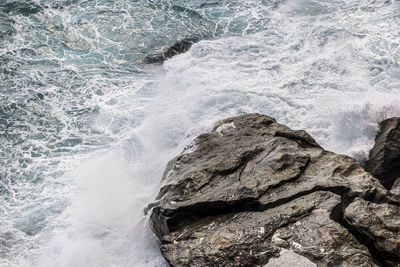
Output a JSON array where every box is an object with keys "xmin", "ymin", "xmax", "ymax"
[{"xmin": 0, "ymin": 0, "xmax": 399, "ymax": 266}]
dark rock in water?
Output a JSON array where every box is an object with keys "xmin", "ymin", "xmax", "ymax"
[
  {"xmin": 143, "ymin": 38, "xmax": 198, "ymax": 64},
  {"xmin": 365, "ymin": 117, "xmax": 400, "ymax": 189},
  {"xmin": 36, "ymin": 92, "xmax": 44, "ymax": 100},
  {"xmin": 148, "ymin": 114, "xmax": 399, "ymax": 266}
]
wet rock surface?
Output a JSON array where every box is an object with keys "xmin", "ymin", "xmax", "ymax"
[
  {"xmin": 366, "ymin": 117, "xmax": 400, "ymax": 189},
  {"xmin": 148, "ymin": 114, "xmax": 400, "ymax": 266}
]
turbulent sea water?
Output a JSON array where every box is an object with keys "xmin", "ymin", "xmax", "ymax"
[{"xmin": 0, "ymin": 0, "xmax": 399, "ymax": 266}]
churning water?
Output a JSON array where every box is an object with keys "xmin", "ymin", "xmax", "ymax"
[{"xmin": 0, "ymin": 0, "xmax": 399, "ymax": 266}]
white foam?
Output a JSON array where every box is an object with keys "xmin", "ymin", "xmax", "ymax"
[{"xmin": 35, "ymin": 150, "xmax": 166, "ymax": 267}]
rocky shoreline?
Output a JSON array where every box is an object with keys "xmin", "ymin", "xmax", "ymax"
[{"xmin": 147, "ymin": 114, "xmax": 400, "ymax": 266}]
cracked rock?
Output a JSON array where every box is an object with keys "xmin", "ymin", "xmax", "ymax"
[
  {"xmin": 147, "ymin": 114, "xmax": 399, "ymax": 266},
  {"xmin": 161, "ymin": 192, "xmax": 375, "ymax": 266}
]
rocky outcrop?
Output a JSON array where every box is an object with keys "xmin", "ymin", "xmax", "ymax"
[
  {"xmin": 365, "ymin": 117, "xmax": 400, "ymax": 189},
  {"xmin": 147, "ymin": 114, "xmax": 399, "ymax": 266}
]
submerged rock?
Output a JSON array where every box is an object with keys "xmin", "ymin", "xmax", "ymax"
[
  {"xmin": 365, "ymin": 117, "xmax": 400, "ymax": 189},
  {"xmin": 148, "ymin": 114, "xmax": 399, "ymax": 266}
]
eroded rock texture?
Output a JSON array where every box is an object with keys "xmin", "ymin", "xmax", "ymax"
[
  {"xmin": 366, "ymin": 117, "xmax": 400, "ymax": 189},
  {"xmin": 148, "ymin": 114, "xmax": 400, "ymax": 267}
]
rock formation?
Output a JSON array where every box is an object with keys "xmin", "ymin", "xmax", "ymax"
[
  {"xmin": 365, "ymin": 117, "xmax": 400, "ymax": 189},
  {"xmin": 147, "ymin": 114, "xmax": 400, "ymax": 266}
]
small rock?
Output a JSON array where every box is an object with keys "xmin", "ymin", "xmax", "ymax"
[{"xmin": 143, "ymin": 38, "xmax": 198, "ymax": 64}]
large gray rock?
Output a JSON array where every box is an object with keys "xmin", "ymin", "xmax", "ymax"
[
  {"xmin": 148, "ymin": 114, "xmax": 399, "ymax": 266},
  {"xmin": 365, "ymin": 117, "xmax": 400, "ymax": 189}
]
